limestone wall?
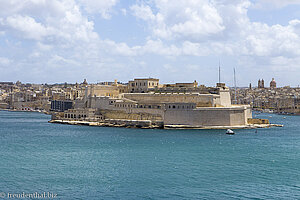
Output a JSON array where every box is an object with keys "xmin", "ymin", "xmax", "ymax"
[
  {"xmin": 229, "ymin": 109, "xmax": 247, "ymax": 126},
  {"xmin": 99, "ymin": 109, "xmax": 163, "ymax": 121},
  {"xmin": 246, "ymin": 106, "xmax": 252, "ymax": 119},
  {"xmin": 89, "ymin": 96, "xmax": 114, "ymax": 109},
  {"xmin": 214, "ymin": 87, "xmax": 231, "ymax": 107},
  {"xmin": 85, "ymin": 85, "xmax": 119, "ymax": 98},
  {"xmin": 11, "ymin": 100, "xmax": 50, "ymax": 111},
  {"xmin": 164, "ymin": 106, "xmax": 249, "ymax": 126},
  {"xmin": 122, "ymin": 93, "xmax": 217, "ymax": 106},
  {"xmin": 74, "ymin": 99, "xmax": 85, "ymax": 109},
  {"xmin": 248, "ymin": 118, "xmax": 269, "ymax": 124}
]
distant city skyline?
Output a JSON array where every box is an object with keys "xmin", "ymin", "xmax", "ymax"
[
  {"xmin": 1, "ymin": 0, "xmax": 300, "ymax": 87},
  {"xmin": 1, "ymin": 77, "xmax": 293, "ymax": 89}
]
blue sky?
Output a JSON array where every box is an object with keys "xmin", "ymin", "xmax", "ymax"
[{"xmin": 0, "ymin": 0, "xmax": 300, "ymax": 87}]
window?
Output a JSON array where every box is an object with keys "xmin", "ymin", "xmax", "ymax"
[{"xmin": 173, "ymin": 105, "xmax": 176, "ymax": 108}]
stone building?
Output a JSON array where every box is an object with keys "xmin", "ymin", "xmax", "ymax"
[
  {"xmin": 128, "ymin": 78, "xmax": 159, "ymax": 93},
  {"xmin": 84, "ymin": 84, "xmax": 120, "ymax": 98},
  {"xmin": 270, "ymin": 78, "xmax": 276, "ymax": 88},
  {"xmin": 63, "ymin": 108, "xmax": 104, "ymax": 121},
  {"xmin": 58, "ymin": 81, "xmax": 253, "ymax": 128},
  {"xmin": 50, "ymin": 100, "xmax": 73, "ymax": 112}
]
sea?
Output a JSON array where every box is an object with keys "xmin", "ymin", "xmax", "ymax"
[{"xmin": 0, "ymin": 110, "xmax": 299, "ymax": 200}]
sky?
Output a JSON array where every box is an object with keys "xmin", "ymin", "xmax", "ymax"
[{"xmin": 0, "ymin": 0, "xmax": 300, "ymax": 87}]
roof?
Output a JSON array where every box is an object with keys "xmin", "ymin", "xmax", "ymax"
[{"xmin": 133, "ymin": 78, "xmax": 159, "ymax": 81}]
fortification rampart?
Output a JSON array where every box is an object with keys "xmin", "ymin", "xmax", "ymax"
[{"xmin": 164, "ymin": 106, "xmax": 251, "ymax": 126}]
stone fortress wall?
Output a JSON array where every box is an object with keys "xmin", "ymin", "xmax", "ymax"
[{"xmin": 57, "ymin": 79, "xmax": 253, "ymax": 128}]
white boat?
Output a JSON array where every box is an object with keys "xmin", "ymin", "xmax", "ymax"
[{"xmin": 226, "ymin": 129, "xmax": 235, "ymax": 135}]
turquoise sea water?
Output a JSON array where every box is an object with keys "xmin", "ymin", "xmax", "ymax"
[{"xmin": 0, "ymin": 111, "xmax": 299, "ymax": 200}]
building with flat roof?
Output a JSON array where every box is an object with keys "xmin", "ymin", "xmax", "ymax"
[
  {"xmin": 128, "ymin": 78, "xmax": 159, "ymax": 93},
  {"xmin": 50, "ymin": 100, "xmax": 73, "ymax": 112},
  {"xmin": 52, "ymin": 80, "xmax": 253, "ymax": 128}
]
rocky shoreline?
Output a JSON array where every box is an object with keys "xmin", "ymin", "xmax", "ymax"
[{"xmin": 49, "ymin": 119, "xmax": 283, "ymax": 130}]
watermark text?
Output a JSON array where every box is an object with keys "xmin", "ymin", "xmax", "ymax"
[{"xmin": 0, "ymin": 192, "xmax": 57, "ymax": 199}]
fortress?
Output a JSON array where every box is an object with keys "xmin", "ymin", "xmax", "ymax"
[{"xmin": 50, "ymin": 78, "xmax": 257, "ymax": 129}]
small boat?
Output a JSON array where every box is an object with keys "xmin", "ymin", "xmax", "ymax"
[{"xmin": 226, "ymin": 129, "xmax": 235, "ymax": 135}]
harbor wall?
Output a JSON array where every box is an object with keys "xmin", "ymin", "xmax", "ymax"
[{"xmin": 164, "ymin": 106, "xmax": 250, "ymax": 126}]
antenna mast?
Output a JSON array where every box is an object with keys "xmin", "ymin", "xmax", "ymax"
[
  {"xmin": 234, "ymin": 67, "xmax": 237, "ymax": 104},
  {"xmin": 218, "ymin": 60, "xmax": 221, "ymax": 83}
]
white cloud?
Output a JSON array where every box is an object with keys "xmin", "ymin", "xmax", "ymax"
[
  {"xmin": 0, "ymin": 0, "xmax": 300, "ymax": 85},
  {"xmin": 0, "ymin": 57, "xmax": 11, "ymax": 66},
  {"xmin": 121, "ymin": 8, "xmax": 127, "ymax": 16},
  {"xmin": 131, "ymin": 4, "xmax": 156, "ymax": 21},
  {"xmin": 0, "ymin": 0, "xmax": 98, "ymax": 43},
  {"xmin": 0, "ymin": 15, "xmax": 49, "ymax": 40},
  {"xmin": 0, "ymin": 0, "xmax": 129, "ymax": 82},
  {"xmin": 131, "ymin": 0, "xmax": 225, "ymax": 40},
  {"xmin": 270, "ymin": 56, "xmax": 300, "ymax": 71},
  {"xmin": 129, "ymin": 0, "xmax": 300, "ymax": 59},
  {"xmin": 37, "ymin": 42, "xmax": 53, "ymax": 51},
  {"xmin": 77, "ymin": 0, "xmax": 118, "ymax": 19},
  {"xmin": 127, "ymin": 0, "xmax": 300, "ymax": 85},
  {"xmin": 242, "ymin": 22, "xmax": 300, "ymax": 57},
  {"xmin": 102, "ymin": 39, "xmax": 138, "ymax": 56},
  {"xmin": 253, "ymin": 0, "xmax": 300, "ymax": 9}
]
